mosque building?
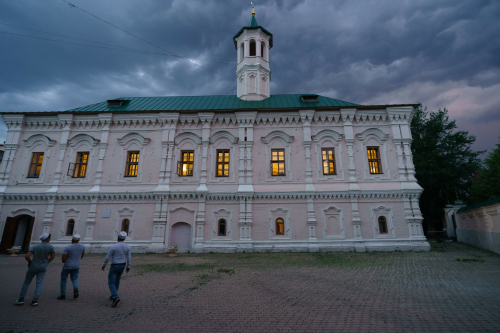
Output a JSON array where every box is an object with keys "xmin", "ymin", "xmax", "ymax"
[{"xmin": 0, "ymin": 8, "xmax": 429, "ymax": 253}]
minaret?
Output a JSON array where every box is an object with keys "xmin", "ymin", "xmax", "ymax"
[{"xmin": 233, "ymin": 3, "xmax": 273, "ymax": 101}]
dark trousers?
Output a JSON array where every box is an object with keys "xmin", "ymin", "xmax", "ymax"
[
  {"xmin": 108, "ymin": 264, "xmax": 125, "ymax": 299},
  {"xmin": 60, "ymin": 268, "xmax": 80, "ymax": 295}
]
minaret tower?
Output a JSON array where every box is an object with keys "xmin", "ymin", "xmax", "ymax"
[{"xmin": 233, "ymin": 3, "xmax": 273, "ymax": 101}]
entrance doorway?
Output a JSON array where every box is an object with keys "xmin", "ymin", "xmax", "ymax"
[
  {"xmin": 0, "ymin": 215, "xmax": 35, "ymax": 254},
  {"xmin": 170, "ymin": 222, "xmax": 192, "ymax": 253}
]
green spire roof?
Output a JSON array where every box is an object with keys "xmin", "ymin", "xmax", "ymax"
[{"xmin": 249, "ymin": 15, "xmax": 258, "ymax": 27}]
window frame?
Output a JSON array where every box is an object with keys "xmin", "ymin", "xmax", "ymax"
[
  {"xmin": 177, "ymin": 150, "xmax": 194, "ymax": 177},
  {"xmin": 27, "ymin": 152, "xmax": 44, "ymax": 178},
  {"xmin": 249, "ymin": 39, "xmax": 256, "ymax": 56},
  {"xmin": 378, "ymin": 216, "xmax": 388, "ymax": 234},
  {"xmin": 367, "ymin": 147, "xmax": 383, "ymax": 174},
  {"xmin": 124, "ymin": 151, "xmax": 140, "ymax": 177},
  {"xmin": 69, "ymin": 151, "xmax": 89, "ymax": 178},
  {"xmin": 321, "ymin": 148, "xmax": 336, "ymax": 175},
  {"xmin": 218, "ymin": 219, "xmax": 227, "ymax": 236},
  {"xmin": 276, "ymin": 218, "xmax": 285, "ymax": 236},
  {"xmin": 270, "ymin": 149, "xmax": 286, "ymax": 176},
  {"xmin": 65, "ymin": 219, "xmax": 75, "ymax": 236},
  {"xmin": 216, "ymin": 149, "xmax": 230, "ymax": 177}
]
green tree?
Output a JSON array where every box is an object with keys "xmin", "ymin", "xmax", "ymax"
[
  {"xmin": 411, "ymin": 105, "xmax": 482, "ymax": 231},
  {"xmin": 470, "ymin": 137, "xmax": 500, "ymax": 202}
]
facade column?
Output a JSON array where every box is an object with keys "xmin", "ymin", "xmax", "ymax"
[
  {"xmin": 151, "ymin": 195, "xmax": 168, "ymax": 248},
  {"xmin": 90, "ymin": 113, "xmax": 112, "ymax": 192},
  {"xmin": 238, "ymin": 196, "xmax": 253, "ymax": 252},
  {"xmin": 236, "ymin": 112, "xmax": 257, "ymax": 192},
  {"xmin": 84, "ymin": 196, "xmax": 98, "ymax": 241},
  {"xmin": 156, "ymin": 113, "xmax": 179, "ymax": 191},
  {"xmin": 351, "ymin": 196, "xmax": 365, "ymax": 252},
  {"xmin": 307, "ymin": 196, "xmax": 319, "ymax": 252},
  {"xmin": 48, "ymin": 114, "xmax": 73, "ymax": 192},
  {"xmin": 341, "ymin": 109, "xmax": 360, "ymax": 191},
  {"xmin": 197, "ymin": 113, "xmax": 214, "ymax": 192},
  {"xmin": 299, "ymin": 110, "xmax": 316, "ymax": 192},
  {"xmin": 0, "ymin": 114, "xmax": 25, "ymax": 192},
  {"xmin": 42, "ymin": 195, "xmax": 56, "ymax": 235},
  {"xmin": 194, "ymin": 194, "xmax": 206, "ymax": 253}
]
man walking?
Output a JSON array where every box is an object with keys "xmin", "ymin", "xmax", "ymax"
[
  {"xmin": 14, "ymin": 233, "xmax": 55, "ymax": 306},
  {"xmin": 57, "ymin": 234, "xmax": 85, "ymax": 300},
  {"xmin": 102, "ymin": 231, "xmax": 131, "ymax": 307}
]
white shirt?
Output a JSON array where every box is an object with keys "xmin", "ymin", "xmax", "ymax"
[{"xmin": 103, "ymin": 241, "xmax": 131, "ymax": 268}]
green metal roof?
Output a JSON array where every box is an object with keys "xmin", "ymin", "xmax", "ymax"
[
  {"xmin": 67, "ymin": 94, "xmax": 359, "ymax": 113},
  {"xmin": 233, "ymin": 14, "xmax": 273, "ymax": 49},
  {"xmin": 457, "ymin": 196, "xmax": 500, "ymax": 213}
]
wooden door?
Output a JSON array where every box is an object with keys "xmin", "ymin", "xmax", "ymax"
[
  {"xmin": 0, "ymin": 217, "xmax": 17, "ymax": 254},
  {"xmin": 21, "ymin": 216, "xmax": 35, "ymax": 253}
]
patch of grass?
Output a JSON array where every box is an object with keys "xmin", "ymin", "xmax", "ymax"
[
  {"xmin": 136, "ymin": 262, "xmax": 216, "ymax": 274},
  {"xmin": 456, "ymin": 258, "xmax": 485, "ymax": 263},
  {"xmin": 217, "ymin": 268, "xmax": 235, "ymax": 275}
]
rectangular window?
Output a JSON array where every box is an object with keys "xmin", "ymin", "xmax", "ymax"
[
  {"xmin": 216, "ymin": 149, "xmax": 230, "ymax": 177},
  {"xmin": 270, "ymin": 149, "xmax": 286, "ymax": 176},
  {"xmin": 321, "ymin": 148, "xmax": 336, "ymax": 175},
  {"xmin": 69, "ymin": 152, "xmax": 89, "ymax": 178},
  {"xmin": 367, "ymin": 147, "xmax": 382, "ymax": 174},
  {"xmin": 177, "ymin": 151, "xmax": 194, "ymax": 177},
  {"xmin": 125, "ymin": 151, "xmax": 140, "ymax": 177},
  {"xmin": 28, "ymin": 152, "xmax": 44, "ymax": 178}
]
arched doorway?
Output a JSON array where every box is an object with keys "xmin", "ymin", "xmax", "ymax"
[
  {"xmin": 170, "ymin": 222, "xmax": 192, "ymax": 253},
  {"xmin": 0, "ymin": 215, "xmax": 35, "ymax": 254}
]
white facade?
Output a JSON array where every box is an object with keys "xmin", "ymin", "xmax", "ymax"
[{"xmin": 0, "ymin": 14, "xmax": 430, "ymax": 254}]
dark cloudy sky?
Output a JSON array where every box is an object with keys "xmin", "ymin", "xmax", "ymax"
[{"xmin": 0, "ymin": 0, "xmax": 499, "ymax": 154}]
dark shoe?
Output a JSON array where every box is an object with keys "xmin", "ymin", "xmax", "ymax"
[
  {"xmin": 109, "ymin": 296, "xmax": 114, "ymax": 301},
  {"xmin": 14, "ymin": 298, "xmax": 24, "ymax": 306},
  {"xmin": 31, "ymin": 299, "xmax": 38, "ymax": 306},
  {"xmin": 57, "ymin": 295, "xmax": 66, "ymax": 300},
  {"xmin": 111, "ymin": 298, "xmax": 120, "ymax": 307},
  {"xmin": 74, "ymin": 289, "xmax": 79, "ymax": 299}
]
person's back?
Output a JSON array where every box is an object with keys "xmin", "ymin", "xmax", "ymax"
[
  {"xmin": 63, "ymin": 243, "xmax": 85, "ymax": 269},
  {"xmin": 30, "ymin": 242, "xmax": 55, "ymax": 271}
]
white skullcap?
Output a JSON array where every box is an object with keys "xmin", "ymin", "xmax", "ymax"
[
  {"xmin": 118, "ymin": 231, "xmax": 127, "ymax": 240},
  {"xmin": 72, "ymin": 234, "xmax": 81, "ymax": 240},
  {"xmin": 39, "ymin": 233, "xmax": 50, "ymax": 241}
]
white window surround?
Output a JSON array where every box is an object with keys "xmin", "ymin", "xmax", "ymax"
[
  {"xmin": 116, "ymin": 132, "xmax": 151, "ymax": 183},
  {"xmin": 9, "ymin": 208, "xmax": 37, "ymax": 218},
  {"xmin": 208, "ymin": 130, "xmax": 238, "ymax": 183},
  {"xmin": 261, "ymin": 130, "xmax": 294, "ymax": 182},
  {"xmin": 58, "ymin": 208, "xmax": 81, "ymax": 240},
  {"xmin": 18, "ymin": 134, "xmax": 56, "ymax": 185},
  {"xmin": 64, "ymin": 134, "xmax": 100, "ymax": 184},
  {"xmin": 371, "ymin": 205, "xmax": 395, "ymax": 238},
  {"xmin": 268, "ymin": 207, "xmax": 291, "ymax": 239},
  {"xmin": 172, "ymin": 132, "xmax": 202, "ymax": 183},
  {"xmin": 115, "ymin": 207, "xmax": 135, "ymax": 240},
  {"xmin": 211, "ymin": 208, "xmax": 233, "ymax": 240},
  {"xmin": 356, "ymin": 128, "xmax": 392, "ymax": 180},
  {"xmin": 312, "ymin": 129, "xmax": 345, "ymax": 181},
  {"xmin": 322, "ymin": 205, "xmax": 345, "ymax": 239}
]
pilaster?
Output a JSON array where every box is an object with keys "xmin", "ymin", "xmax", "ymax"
[
  {"xmin": 194, "ymin": 194, "xmax": 206, "ymax": 252},
  {"xmin": 84, "ymin": 196, "xmax": 98, "ymax": 240},
  {"xmin": 90, "ymin": 113, "xmax": 112, "ymax": 192},
  {"xmin": 156, "ymin": 112, "xmax": 179, "ymax": 191},
  {"xmin": 341, "ymin": 109, "xmax": 360, "ymax": 191},
  {"xmin": 196, "ymin": 112, "xmax": 214, "ymax": 193},
  {"xmin": 0, "ymin": 114, "xmax": 24, "ymax": 191},
  {"xmin": 151, "ymin": 195, "xmax": 168, "ymax": 247},
  {"xmin": 47, "ymin": 114, "xmax": 73, "ymax": 192},
  {"xmin": 42, "ymin": 196, "xmax": 56, "ymax": 234},
  {"xmin": 236, "ymin": 112, "xmax": 257, "ymax": 193}
]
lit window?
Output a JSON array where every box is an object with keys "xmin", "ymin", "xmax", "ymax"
[
  {"xmin": 177, "ymin": 151, "xmax": 194, "ymax": 177},
  {"xmin": 321, "ymin": 148, "xmax": 336, "ymax": 175},
  {"xmin": 276, "ymin": 218, "xmax": 284, "ymax": 235},
  {"xmin": 28, "ymin": 152, "xmax": 44, "ymax": 178},
  {"xmin": 66, "ymin": 219, "xmax": 75, "ymax": 236},
  {"xmin": 216, "ymin": 150, "xmax": 230, "ymax": 177},
  {"xmin": 121, "ymin": 219, "xmax": 130, "ymax": 234},
  {"xmin": 125, "ymin": 151, "xmax": 140, "ymax": 177},
  {"xmin": 378, "ymin": 216, "xmax": 388, "ymax": 234},
  {"xmin": 367, "ymin": 147, "xmax": 382, "ymax": 174},
  {"xmin": 271, "ymin": 149, "xmax": 285, "ymax": 176},
  {"xmin": 249, "ymin": 40, "xmax": 256, "ymax": 56},
  {"xmin": 218, "ymin": 219, "xmax": 226, "ymax": 236},
  {"xmin": 68, "ymin": 152, "xmax": 89, "ymax": 178}
]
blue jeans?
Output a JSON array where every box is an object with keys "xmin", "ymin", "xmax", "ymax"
[
  {"xmin": 60, "ymin": 268, "xmax": 80, "ymax": 295},
  {"xmin": 19, "ymin": 267, "xmax": 47, "ymax": 300},
  {"xmin": 108, "ymin": 264, "xmax": 125, "ymax": 299}
]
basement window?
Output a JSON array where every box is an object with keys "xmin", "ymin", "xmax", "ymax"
[{"xmin": 301, "ymin": 94, "xmax": 319, "ymax": 102}]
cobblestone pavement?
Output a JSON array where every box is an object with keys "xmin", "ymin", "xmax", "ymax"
[{"xmin": 1, "ymin": 241, "xmax": 500, "ymax": 333}]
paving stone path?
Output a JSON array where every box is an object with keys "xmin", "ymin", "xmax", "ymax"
[{"xmin": 1, "ymin": 241, "xmax": 500, "ymax": 333}]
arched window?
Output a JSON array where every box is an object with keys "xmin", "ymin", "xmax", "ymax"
[
  {"xmin": 276, "ymin": 218, "xmax": 284, "ymax": 235},
  {"xmin": 378, "ymin": 216, "xmax": 388, "ymax": 234},
  {"xmin": 261, "ymin": 41, "xmax": 265, "ymax": 59},
  {"xmin": 240, "ymin": 43, "xmax": 245, "ymax": 61},
  {"xmin": 121, "ymin": 219, "xmax": 130, "ymax": 234},
  {"xmin": 249, "ymin": 40, "xmax": 256, "ymax": 56},
  {"xmin": 218, "ymin": 219, "xmax": 226, "ymax": 236},
  {"xmin": 66, "ymin": 219, "xmax": 75, "ymax": 236}
]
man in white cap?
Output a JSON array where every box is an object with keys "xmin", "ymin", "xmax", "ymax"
[
  {"xmin": 101, "ymin": 231, "xmax": 131, "ymax": 307},
  {"xmin": 57, "ymin": 234, "xmax": 85, "ymax": 300},
  {"xmin": 14, "ymin": 233, "xmax": 55, "ymax": 306}
]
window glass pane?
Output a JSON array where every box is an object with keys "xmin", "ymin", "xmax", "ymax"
[
  {"xmin": 328, "ymin": 150, "xmax": 334, "ymax": 160},
  {"xmin": 272, "ymin": 163, "xmax": 278, "ymax": 175},
  {"xmin": 224, "ymin": 152, "xmax": 229, "ymax": 162},
  {"xmin": 218, "ymin": 152, "xmax": 223, "ymax": 162},
  {"xmin": 322, "ymin": 151, "xmax": 326, "ymax": 160},
  {"xmin": 323, "ymin": 161, "xmax": 328, "ymax": 174},
  {"xmin": 80, "ymin": 165, "xmax": 87, "ymax": 177},
  {"xmin": 31, "ymin": 154, "xmax": 38, "ymax": 163},
  {"xmin": 272, "ymin": 151, "xmax": 277, "ymax": 159},
  {"xmin": 36, "ymin": 165, "xmax": 42, "ymax": 174},
  {"xmin": 278, "ymin": 151, "xmax": 284, "ymax": 160},
  {"xmin": 37, "ymin": 153, "xmax": 44, "ymax": 163},
  {"xmin": 278, "ymin": 163, "xmax": 284, "ymax": 174},
  {"xmin": 82, "ymin": 153, "xmax": 89, "ymax": 163}
]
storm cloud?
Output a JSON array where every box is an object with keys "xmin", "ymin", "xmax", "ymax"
[{"xmin": 0, "ymin": 0, "xmax": 499, "ymax": 153}]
